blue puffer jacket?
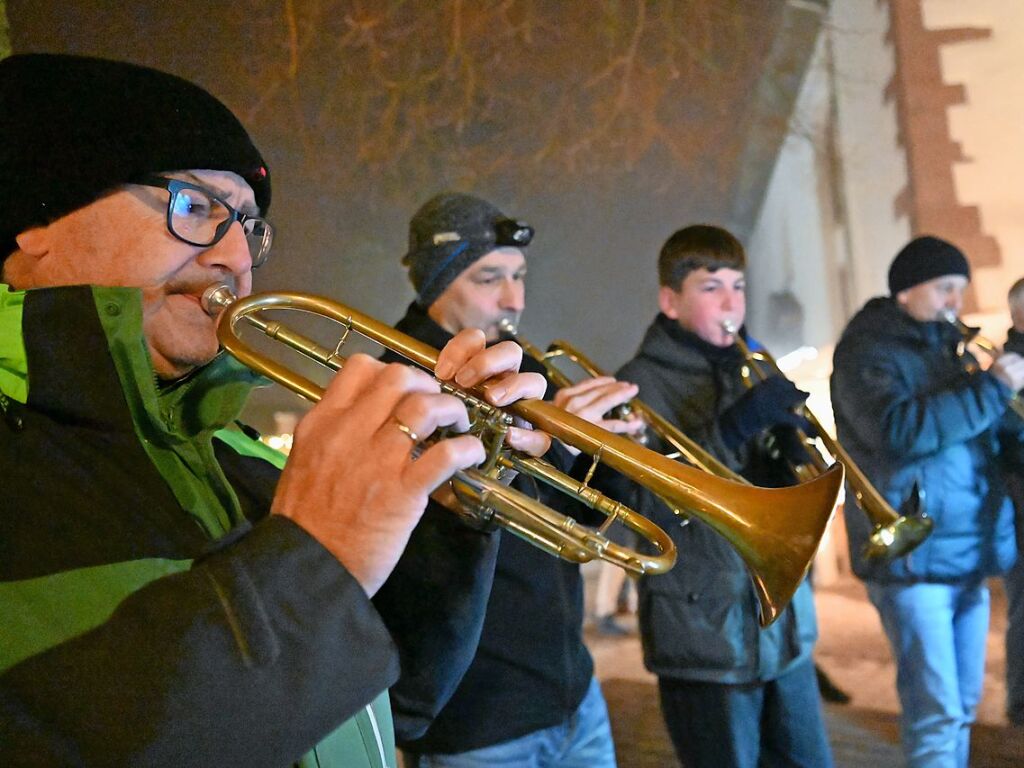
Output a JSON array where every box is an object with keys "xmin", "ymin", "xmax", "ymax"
[{"xmin": 831, "ymin": 297, "xmax": 1017, "ymax": 584}]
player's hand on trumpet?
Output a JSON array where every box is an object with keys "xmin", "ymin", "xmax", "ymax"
[
  {"xmin": 990, "ymin": 351, "xmax": 1024, "ymax": 393},
  {"xmin": 272, "ymin": 329, "xmax": 548, "ymax": 596},
  {"xmin": 553, "ymin": 375, "xmax": 645, "ymax": 456}
]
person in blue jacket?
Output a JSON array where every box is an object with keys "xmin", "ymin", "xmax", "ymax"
[{"xmin": 831, "ymin": 236, "xmax": 1024, "ymax": 767}]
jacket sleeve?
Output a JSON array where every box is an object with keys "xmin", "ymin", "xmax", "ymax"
[
  {"xmin": 833, "ymin": 342, "xmax": 1012, "ymax": 460},
  {"xmin": 0, "ymin": 516, "xmax": 400, "ymax": 768},
  {"xmin": 373, "ymin": 501, "xmax": 501, "ymax": 742}
]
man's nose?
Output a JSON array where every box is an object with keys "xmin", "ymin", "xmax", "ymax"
[
  {"xmin": 501, "ymin": 280, "xmax": 525, "ymax": 312},
  {"xmin": 199, "ymin": 221, "xmax": 253, "ymax": 278}
]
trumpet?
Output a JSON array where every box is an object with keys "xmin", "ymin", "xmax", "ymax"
[
  {"xmin": 498, "ymin": 319, "xmax": 742, "ymax": 483},
  {"xmin": 205, "ymin": 287, "xmax": 843, "ymax": 625},
  {"xmin": 722, "ymin": 320, "xmax": 933, "ymax": 562},
  {"xmin": 941, "ymin": 311, "xmax": 1024, "ymax": 420}
]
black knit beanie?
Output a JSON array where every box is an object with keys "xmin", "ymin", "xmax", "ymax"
[
  {"xmin": 888, "ymin": 236, "xmax": 970, "ymax": 295},
  {"xmin": 0, "ymin": 54, "xmax": 270, "ymax": 262},
  {"xmin": 402, "ymin": 192, "xmax": 532, "ymax": 308}
]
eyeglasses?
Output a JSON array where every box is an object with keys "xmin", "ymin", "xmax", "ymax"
[{"xmin": 135, "ymin": 175, "xmax": 274, "ymax": 268}]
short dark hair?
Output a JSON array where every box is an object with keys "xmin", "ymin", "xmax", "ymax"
[
  {"xmin": 657, "ymin": 224, "xmax": 746, "ymax": 288},
  {"xmin": 1009, "ymin": 276, "xmax": 1024, "ymax": 305}
]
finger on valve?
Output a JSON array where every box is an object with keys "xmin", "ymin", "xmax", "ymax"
[
  {"xmin": 272, "ymin": 357, "xmax": 483, "ymax": 597},
  {"xmin": 554, "ymin": 378, "xmax": 639, "ymax": 423}
]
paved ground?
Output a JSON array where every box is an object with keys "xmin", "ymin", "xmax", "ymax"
[{"xmin": 586, "ymin": 570, "xmax": 1024, "ymax": 767}]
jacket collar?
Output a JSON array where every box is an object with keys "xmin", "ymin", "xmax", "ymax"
[
  {"xmin": 0, "ymin": 284, "xmax": 28, "ymax": 403},
  {"xmin": 840, "ymin": 296, "xmax": 961, "ymax": 350},
  {"xmin": 394, "ymin": 301, "xmax": 455, "ymax": 350},
  {"xmin": 1007, "ymin": 326, "xmax": 1024, "ymax": 354},
  {"xmin": 635, "ymin": 313, "xmax": 744, "ymax": 374}
]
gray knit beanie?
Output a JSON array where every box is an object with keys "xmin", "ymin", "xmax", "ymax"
[{"xmin": 402, "ymin": 192, "xmax": 533, "ymax": 307}]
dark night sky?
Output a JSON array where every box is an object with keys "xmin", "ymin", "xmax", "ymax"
[{"xmin": 9, "ymin": 0, "xmax": 788, "ymax": 428}]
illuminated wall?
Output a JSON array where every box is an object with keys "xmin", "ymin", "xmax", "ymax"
[
  {"xmin": 751, "ymin": 0, "xmax": 1024, "ymax": 349},
  {"xmin": 922, "ymin": 0, "xmax": 1024, "ymax": 318}
]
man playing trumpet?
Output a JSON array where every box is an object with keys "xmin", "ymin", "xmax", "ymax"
[
  {"xmin": 831, "ymin": 236, "xmax": 1024, "ymax": 767},
  {"xmin": 394, "ymin": 192, "xmax": 642, "ymax": 768},
  {"xmin": 0, "ymin": 54, "xmax": 550, "ymax": 766},
  {"xmin": 1002, "ymin": 276, "xmax": 1024, "ymax": 728}
]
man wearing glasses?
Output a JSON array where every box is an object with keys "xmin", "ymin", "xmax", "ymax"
[{"xmin": 0, "ymin": 54, "xmax": 549, "ymax": 766}]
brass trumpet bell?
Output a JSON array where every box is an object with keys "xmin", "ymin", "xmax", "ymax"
[{"xmin": 722, "ymin": 320, "xmax": 933, "ymax": 563}]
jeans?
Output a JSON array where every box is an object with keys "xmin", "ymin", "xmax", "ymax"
[
  {"xmin": 405, "ymin": 677, "xmax": 616, "ymax": 768},
  {"xmin": 867, "ymin": 581, "xmax": 990, "ymax": 768},
  {"xmin": 656, "ymin": 658, "xmax": 833, "ymax": 768}
]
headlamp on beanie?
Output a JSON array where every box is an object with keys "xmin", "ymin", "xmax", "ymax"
[{"xmin": 494, "ymin": 218, "xmax": 534, "ymax": 248}]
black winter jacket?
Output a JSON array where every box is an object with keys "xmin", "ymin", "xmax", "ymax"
[
  {"xmin": 389, "ymin": 303, "xmax": 596, "ymax": 754},
  {"xmin": 611, "ymin": 314, "xmax": 817, "ymax": 685}
]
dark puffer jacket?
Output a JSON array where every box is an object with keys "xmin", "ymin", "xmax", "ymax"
[
  {"xmin": 611, "ymin": 314, "xmax": 817, "ymax": 685},
  {"xmin": 830, "ymin": 297, "xmax": 1017, "ymax": 584}
]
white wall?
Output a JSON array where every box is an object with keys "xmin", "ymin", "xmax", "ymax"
[
  {"xmin": 748, "ymin": 1, "xmax": 911, "ymax": 351},
  {"xmin": 747, "ymin": 34, "xmax": 843, "ymax": 352},
  {"xmin": 830, "ymin": 1, "xmax": 912, "ymax": 310}
]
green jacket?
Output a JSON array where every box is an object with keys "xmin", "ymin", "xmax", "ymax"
[{"xmin": 0, "ymin": 283, "xmax": 403, "ymax": 766}]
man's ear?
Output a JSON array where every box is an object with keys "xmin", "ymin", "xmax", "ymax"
[
  {"xmin": 2, "ymin": 227, "xmax": 51, "ymax": 288},
  {"xmin": 14, "ymin": 226, "xmax": 51, "ymax": 258},
  {"xmin": 658, "ymin": 286, "xmax": 680, "ymax": 319}
]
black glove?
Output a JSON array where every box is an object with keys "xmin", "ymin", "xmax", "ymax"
[
  {"xmin": 767, "ymin": 424, "xmax": 819, "ymax": 467},
  {"xmin": 719, "ymin": 375, "xmax": 812, "ymax": 451}
]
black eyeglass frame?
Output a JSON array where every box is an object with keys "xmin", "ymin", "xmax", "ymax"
[{"xmin": 135, "ymin": 174, "xmax": 274, "ymax": 268}]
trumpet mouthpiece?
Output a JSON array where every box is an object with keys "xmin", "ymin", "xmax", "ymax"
[
  {"xmin": 721, "ymin": 319, "xmax": 739, "ymax": 334},
  {"xmin": 498, "ymin": 318, "xmax": 520, "ymax": 335},
  {"xmin": 201, "ymin": 284, "xmax": 237, "ymax": 316}
]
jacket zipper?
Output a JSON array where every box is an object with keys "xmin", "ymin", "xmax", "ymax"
[
  {"xmin": 365, "ymin": 704, "xmax": 389, "ymax": 768},
  {"xmin": 0, "ymin": 392, "xmax": 23, "ymax": 431}
]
